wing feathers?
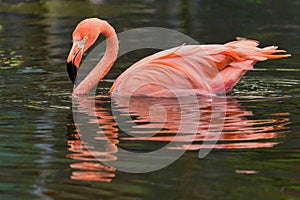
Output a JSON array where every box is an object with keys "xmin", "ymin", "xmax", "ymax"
[{"xmin": 111, "ymin": 40, "xmax": 290, "ymax": 96}]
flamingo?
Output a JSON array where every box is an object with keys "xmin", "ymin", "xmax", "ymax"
[{"xmin": 67, "ymin": 18, "xmax": 290, "ymax": 97}]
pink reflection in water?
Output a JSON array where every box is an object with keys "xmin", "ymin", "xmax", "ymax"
[
  {"xmin": 66, "ymin": 139, "xmax": 116, "ymax": 182},
  {"xmin": 115, "ymin": 96, "xmax": 289, "ymax": 148},
  {"xmin": 67, "ymin": 95, "xmax": 290, "ymax": 182},
  {"xmin": 235, "ymin": 170, "xmax": 260, "ymax": 174}
]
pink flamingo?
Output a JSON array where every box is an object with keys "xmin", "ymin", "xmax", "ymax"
[{"xmin": 67, "ymin": 18, "xmax": 290, "ymax": 96}]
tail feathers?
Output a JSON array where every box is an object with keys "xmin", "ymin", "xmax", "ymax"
[
  {"xmin": 212, "ymin": 40, "xmax": 290, "ymax": 93},
  {"xmin": 257, "ymin": 46, "xmax": 291, "ymax": 59},
  {"xmin": 225, "ymin": 40, "xmax": 291, "ymax": 61},
  {"xmin": 230, "ymin": 60, "xmax": 254, "ymax": 70}
]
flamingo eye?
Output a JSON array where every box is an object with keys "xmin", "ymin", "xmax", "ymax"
[{"xmin": 83, "ymin": 35, "xmax": 88, "ymax": 41}]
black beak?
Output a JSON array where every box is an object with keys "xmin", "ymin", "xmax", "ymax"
[{"xmin": 67, "ymin": 61, "xmax": 78, "ymax": 84}]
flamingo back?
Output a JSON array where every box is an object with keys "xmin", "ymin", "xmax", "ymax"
[{"xmin": 110, "ymin": 40, "xmax": 290, "ymax": 97}]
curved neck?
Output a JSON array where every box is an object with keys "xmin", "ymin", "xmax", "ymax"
[{"xmin": 74, "ymin": 20, "xmax": 119, "ymax": 95}]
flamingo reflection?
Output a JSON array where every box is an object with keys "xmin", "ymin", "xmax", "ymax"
[{"xmin": 67, "ymin": 95, "xmax": 290, "ymax": 182}]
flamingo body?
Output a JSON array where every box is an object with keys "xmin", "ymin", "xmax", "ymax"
[{"xmin": 67, "ymin": 18, "xmax": 290, "ymax": 97}]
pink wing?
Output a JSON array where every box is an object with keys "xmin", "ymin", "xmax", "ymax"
[{"xmin": 110, "ymin": 40, "xmax": 290, "ymax": 97}]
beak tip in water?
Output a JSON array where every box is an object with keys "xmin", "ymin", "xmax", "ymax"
[{"xmin": 67, "ymin": 61, "xmax": 78, "ymax": 84}]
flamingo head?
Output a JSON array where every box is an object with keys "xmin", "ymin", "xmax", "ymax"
[{"xmin": 67, "ymin": 18, "xmax": 101, "ymax": 83}]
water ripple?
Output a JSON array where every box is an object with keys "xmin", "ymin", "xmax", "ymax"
[{"xmin": 67, "ymin": 95, "xmax": 291, "ymax": 182}]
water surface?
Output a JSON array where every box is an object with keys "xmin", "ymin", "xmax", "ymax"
[{"xmin": 0, "ymin": 0, "xmax": 300, "ymax": 199}]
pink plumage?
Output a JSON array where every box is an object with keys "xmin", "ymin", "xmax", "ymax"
[{"xmin": 66, "ymin": 18, "xmax": 291, "ymax": 97}]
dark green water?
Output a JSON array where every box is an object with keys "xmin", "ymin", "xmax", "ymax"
[{"xmin": 0, "ymin": 0, "xmax": 300, "ymax": 199}]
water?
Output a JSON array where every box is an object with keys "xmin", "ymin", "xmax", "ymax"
[{"xmin": 0, "ymin": 0, "xmax": 300, "ymax": 199}]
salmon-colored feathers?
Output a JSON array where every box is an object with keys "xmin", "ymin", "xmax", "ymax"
[{"xmin": 67, "ymin": 18, "xmax": 291, "ymax": 96}]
